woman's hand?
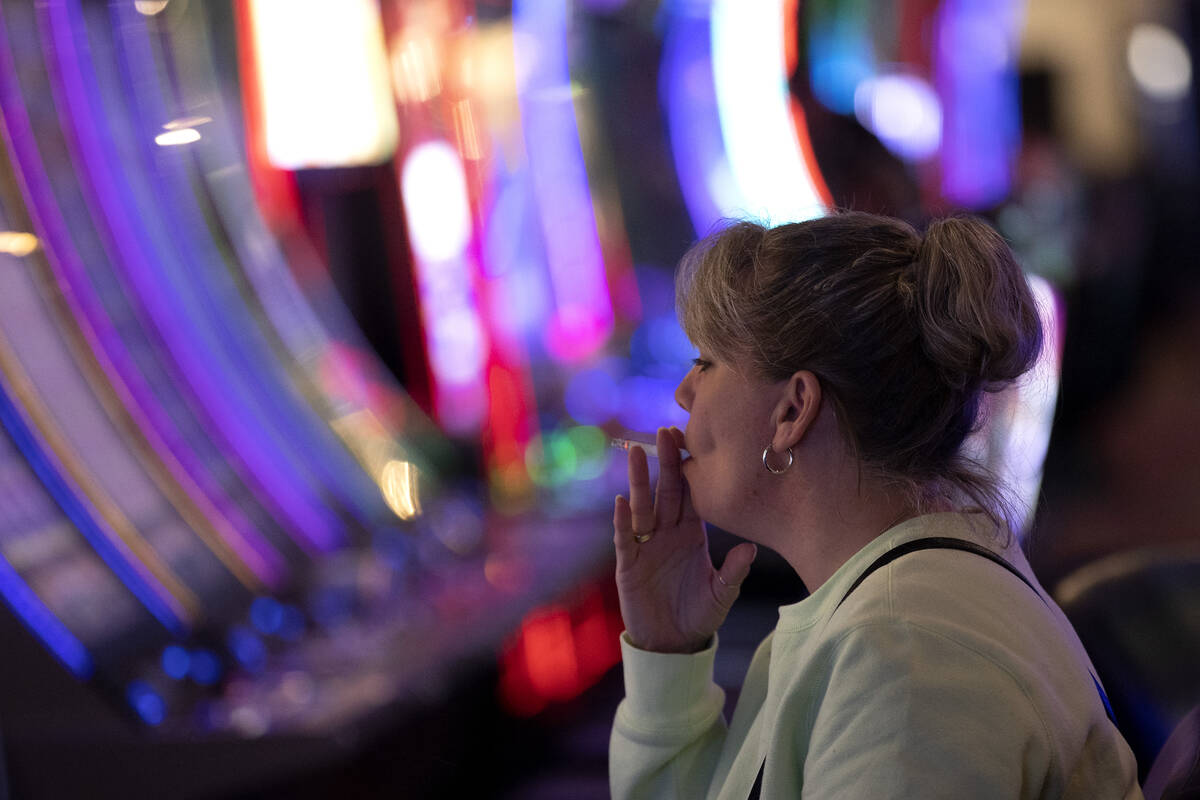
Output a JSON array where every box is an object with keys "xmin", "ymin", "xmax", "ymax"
[{"xmin": 613, "ymin": 427, "xmax": 757, "ymax": 653}]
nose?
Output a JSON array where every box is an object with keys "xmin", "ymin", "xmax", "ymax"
[{"xmin": 674, "ymin": 370, "xmax": 693, "ymax": 413}]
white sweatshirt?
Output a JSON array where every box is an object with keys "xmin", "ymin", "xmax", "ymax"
[{"xmin": 611, "ymin": 512, "xmax": 1143, "ymax": 800}]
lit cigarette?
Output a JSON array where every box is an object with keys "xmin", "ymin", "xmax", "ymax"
[{"xmin": 610, "ymin": 437, "xmax": 689, "ymax": 460}]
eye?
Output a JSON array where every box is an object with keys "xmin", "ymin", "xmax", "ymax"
[{"xmin": 691, "ymin": 357, "xmax": 712, "ymax": 372}]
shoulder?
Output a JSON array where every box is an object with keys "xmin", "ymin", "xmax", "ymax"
[{"xmin": 799, "ymin": 618, "xmax": 1055, "ymax": 797}]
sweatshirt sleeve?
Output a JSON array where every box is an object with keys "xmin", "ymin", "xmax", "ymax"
[
  {"xmin": 800, "ymin": 620, "xmax": 1052, "ymax": 800},
  {"xmin": 609, "ymin": 632, "xmax": 728, "ymax": 800}
]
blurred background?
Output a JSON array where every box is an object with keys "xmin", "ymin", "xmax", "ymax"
[{"xmin": 0, "ymin": 0, "xmax": 1197, "ymax": 797}]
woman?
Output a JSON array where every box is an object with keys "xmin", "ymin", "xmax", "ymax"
[{"xmin": 609, "ymin": 212, "xmax": 1142, "ymax": 799}]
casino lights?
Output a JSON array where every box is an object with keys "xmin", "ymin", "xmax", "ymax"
[
  {"xmin": 711, "ymin": 0, "xmax": 828, "ymax": 223},
  {"xmin": 246, "ymin": 0, "xmax": 398, "ymax": 169}
]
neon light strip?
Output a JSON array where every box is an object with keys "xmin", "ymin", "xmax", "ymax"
[
  {"xmin": 661, "ymin": 4, "xmax": 747, "ymax": 235},
  {"xmin": 39, "ymin": 1, "xmax": 342, "ymax": 552},
  {"xmin": 0, "ymin": 372, "xmax": 184, "ymax": 634},
  {"xmin": 711, "ymin": 0, "xmax": 827, "ymax": 223},
  {"xmin": 0, "ymin": 550, "xmax": 92, "ymax": 677},
  {"xmin": 0, "ymin": 9, "xmax": 193, "ymax": 627},
  {"xmin": 0, "ymin": 35, "xmax": 277, "ymax": 597},
  {"xmin": 108, "ymin": 0, "xmax": 386, "ymax": 524},
  {"xmin": 513, "ymin": 0, "xmax": 613, "ymax": 362}
]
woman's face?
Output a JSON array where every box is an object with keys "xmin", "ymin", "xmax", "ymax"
[{"xmin": 674, "ymin": 353, "xmax": 782, "ymax": 535}]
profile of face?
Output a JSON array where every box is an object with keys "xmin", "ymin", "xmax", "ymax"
[{"xmin": 674, "ymin": 353, "xmax": 783, "ymax": 537}]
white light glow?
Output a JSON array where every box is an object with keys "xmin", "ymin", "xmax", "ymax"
[
  {"xmin": 1128, "ymin": 23, "xmax": 1192, "ymax": 102},
  {"xmin": 0, "ymin": 232, "xmax": 39, "ymax": 257},
  {"xmin": 963, "ymin": 274, "xmax": 1063, "ymax": 536},
  {"xmin": 379, "ymin": 460, "xmax": 422, "ymax": 519},
  {"xmin": 711, "ymin": 0, "xmax": 826, "ymax": 223},
  {"xmin": 163, "ymin": 116, "xmax": 212, "ymax": 131},
  {"xmin": 135, "ymin": 0, "xmax": 170, "ymax": 15},
  {"xmin": 249, "ymin": 0, "xmax": 399, "ymax": 168},
  {"xmin": 429, "ymin": 309, "xmax": 488, "ymax": 385},
  {"xmin": 854, "ymin": 73, "xmax": 943, "ymax": 162},
  {"xmin": 155, "ymin": 128, "xmax": 202, "ymax": 146},
  {"xmin": 400, "ymin": 141, "xmax": 472, "ymax": 263}
]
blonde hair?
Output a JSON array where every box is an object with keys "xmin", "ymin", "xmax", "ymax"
[{"xmin": 676, "ymin": 211, "xmax": 1043, "ymax": 535}]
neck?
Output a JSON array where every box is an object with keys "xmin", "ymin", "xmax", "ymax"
[
  {"xmin": 744, "ymin": 412, "xmax": 922, "ymax": 592},
  {"xmin": 771, "ymin": 481, "xmax": 917, "ymax": 593}
]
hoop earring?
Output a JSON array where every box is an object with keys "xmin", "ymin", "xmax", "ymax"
[{"xmin": 762, "ymin": 445, "xmax": 794, "ymax": 474}]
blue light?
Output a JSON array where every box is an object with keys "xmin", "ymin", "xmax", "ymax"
[
  {"xmin": 127, "ymin": 681, "xmax": 166, "ymax": 726},
  {"xmin": 808, "ymin": 6, "xmax": 877, "ymax": 115},
  {"xmin": 188, "ymin": 649, "xmax": 222, "ymax": 686},
  {"xmin": 564, "ymin": 368, "xmax": 620, "ymax": 424},
  {"xmin": 617, "ymin": 376, "xmax": 687, "ymax": 433},
  {"xmin": 250, "ymin": 596, "xmax": 284, "ymax": 635},
  {"xmin": 0, "ymin": 551, "xmax": 92, "ymax": 677},
  {"xmin": 309, "ymin": 587, "xmax": 354, "ymax": 630},
  {"xmin": 277, "ymin": 605, "xmax": 306, "ymax": 641},
  {"xmin": 161, "ymin": 644, "xmax": 191, "ymax": 680},
  {"xmin": 227, "ymin": 626, "xmax": 267, "ymax": 673},
  {"xmin": 645, "ymin": 315, "xmax": 696, "ymax": 366}
]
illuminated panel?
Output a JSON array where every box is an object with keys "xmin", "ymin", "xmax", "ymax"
[
  {"xmin": 246, "ymin": 0, "xmax": 398, "ymax": 169},
  {"xmin": 660, "ymin": 2, "xmax": 747, "ymax": 235},
  {"xmin": 711, "ymin": 0, "xmax": 827, "ymax": 223},
  {"xmin": 513, "ymin": 0, "xmax": 614, "ymax": 362},
  {"xmin": 934, "ymin": 0, "xmax": 1023, "ymax": 209}
]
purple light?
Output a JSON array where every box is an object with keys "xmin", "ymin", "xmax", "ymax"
[
  {"xmin": 41, "ymin": 0, "xmax": 344, "ymax": 552},
  {"xmin": 935, "ymin": 0, "xmax": 1023, "ymax": 208},
  {"xmin": 514, "ymin": 0, "xmax": 614, "ymax": 362}
]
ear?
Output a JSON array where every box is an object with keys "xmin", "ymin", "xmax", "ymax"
[{"xmin": 771, "ymin": 370, "xmax": 822, "ymax": 452}]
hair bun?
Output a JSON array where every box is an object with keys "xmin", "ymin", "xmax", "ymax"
[{"xmin": 914, "ymin": 217, "xmax": 1043, "ymax": 390}]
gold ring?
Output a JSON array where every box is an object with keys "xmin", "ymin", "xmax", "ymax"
[{"xmin": 633, "ymin": 531, "xmax": 653, "ymax": 543}]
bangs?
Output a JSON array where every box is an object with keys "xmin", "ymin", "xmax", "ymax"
[{"xmin": 674, "ymin": 221, "xmax": 766, "ymax": 364}]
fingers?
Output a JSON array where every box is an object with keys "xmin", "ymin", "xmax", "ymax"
[
  {"xmin": 669, "ymin": 426, "xmax": 686, "ymax": 450},
  {"xmin": 627, "ymin": 445, "xmax": 655, "ymax": 535},
  {"xmin": 654, "ymin": 427, "xmax": 683, "ymax": 528},
  {"xmin": 714, "ymin": 542, "xmax": 757, "ymax": 602},
  {"xmin": 613, "ymin": 495, "xmax": 635, "ymax": 556}
]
